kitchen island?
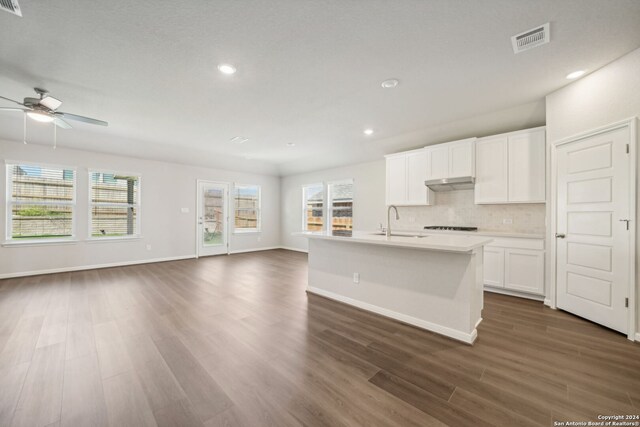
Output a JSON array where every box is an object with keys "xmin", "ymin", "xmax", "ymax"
[{"xmin": 296, "ymin": 230, "xmax": 493, "ymax": 344}]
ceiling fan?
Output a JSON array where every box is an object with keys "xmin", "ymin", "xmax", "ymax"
[{"xmin": 0, "ymin": 87, "xmax": 108, "ymax": 128}]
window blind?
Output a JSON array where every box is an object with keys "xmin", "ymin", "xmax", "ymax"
[
  {"xmin": 89, "ymin": 172, "xmax": 140, "ymax": 237},
  {"xmin": 303, "ymin": 183, "xmax": 324, "ymax": 231},
  {"xmin": 234, "ymin": 185, "xmax": 260, "ymax": 231},
  {"xmin": 7, "ymin": 163, "xmax": 76, "ymax": 239},
  {"xmin": 328, "ymin": 180, "xmax": 353, "ymax": 232}
]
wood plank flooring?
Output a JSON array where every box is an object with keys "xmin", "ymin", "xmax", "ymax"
[{"xmin": 0, "ymin": 249, "xmax": 638, "ymax": 426}]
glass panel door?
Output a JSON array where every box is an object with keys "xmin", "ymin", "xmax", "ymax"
[{"xmin": 197, "ymin": 181, "xmax": 229, "ymax": 256}]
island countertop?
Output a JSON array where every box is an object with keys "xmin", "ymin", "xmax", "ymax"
[{"xmin": 294, "ymin": 230, "xmax": 493, "ymax": 253}]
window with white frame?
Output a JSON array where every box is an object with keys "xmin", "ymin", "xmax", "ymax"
[
  {"xmin": 234, "ymin": 184, "xmax": 261, "ymax": 232},
  {"xmin": 302, "ymin": 183, "xmax": 324, "ymax": 231},
  {"xmin": 327, "ymin": 180, "xmax": 354, "ymax": 232},
  {"xmin": 6, "ymin": 162, "xmax": 76, "ymax": 241},
  {"xmin": 89, "ymin": 171, "xmax": 141, "ymax": 238}
]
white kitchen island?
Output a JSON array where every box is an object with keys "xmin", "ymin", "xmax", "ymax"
[{"xmin": 296, "ymin": 231, "xmax": 493, "ymax": 344}]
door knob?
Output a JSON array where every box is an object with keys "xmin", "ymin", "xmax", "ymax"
[
  {"xmin": 619, "ymin": 219, "xmax": 630, "ymax": 230},
  {"xmin": 555, "ymin": 233, "xmax": 566, "ymax": 239}
]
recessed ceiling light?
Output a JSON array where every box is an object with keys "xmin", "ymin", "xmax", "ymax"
[
  {"xmin": 381, "ymin": 79, "xmax": 399, "ymax": 89},
  {"xmin": 286, "ymin": 142, "xmax": 296, "ymax": 147},
  {"xmin": 218, "ymin": 64, "xmax": 237, "ymax": 75},
  {"xmin": 566, "ymin": 70, "xmax": 586, "ymax": 80},
  {"xmin": 230, "ymin": 136, "xmax": 248, "ymax": 144},
  {"xmin": 363, "ymin": 129, "xmax": 374, "ymax": 136}
]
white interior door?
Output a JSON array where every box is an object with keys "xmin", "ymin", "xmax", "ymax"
[
  {"xmin": 556, "ymin": 126, "xmax": 632, "ymax": 334},
  {"xmin": 197, "ymin": 181, "xmax": 229, "ymax": 257}
]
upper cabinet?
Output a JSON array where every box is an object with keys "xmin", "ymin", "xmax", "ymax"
[
  {"xmin": 385, "ymin": 149, "xmax": 434, "ymax": 206},
  {"xmin": 425, "ymin": 138, "xmax": 476, "ymax": 180},
  {"xmin": 475, "ymin": 127, "xmax": 546, "ymax": 204}
]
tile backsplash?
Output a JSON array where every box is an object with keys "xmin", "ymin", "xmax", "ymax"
[{"xmin": 394, "ymin": 190, "xmax": 546, "ymax": 234}]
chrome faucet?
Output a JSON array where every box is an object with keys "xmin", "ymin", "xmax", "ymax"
[{"xmin": 386, "ymin": 205, "xmax": 399, "ymax": 238}]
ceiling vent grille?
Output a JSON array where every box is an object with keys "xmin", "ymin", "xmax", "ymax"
[
  {"xmin": 511, "ymin": 23, "xmax": 549, "ymax": 53},
  {"xmin": 0, "ymin": 0, "xmax": 21, "ymax": 16}
]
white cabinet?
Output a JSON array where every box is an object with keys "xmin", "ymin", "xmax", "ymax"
[
  {"xmin": 385, "ymin": 149, "xmax": 434, "ymax": 206},
  {"xmin": 386, "ymin": 155, "xmax": 407, "ymax": 205},
  {"xmin": 483, "ymin": 237, "xmax": 545, "ymax": 297},
  {"xmin": 483, "ymin": 246, "xmax": 505, "ymax": 288},
  {"xmin": 475, "ymin": 136, "xmax": 508, "ymax": 203},
  {"xmin": 475, "ymin": 127, "xmax": 546, "ymax": 204},
  {"xmin": 507, "ymin": 130, "xmax": 546, "ymax": 202},
  {"xmin": 504, "ymin": 249, "xmax": 544, "ymax": 294},
  {"xmin": 425, "ymin": 138, "xmax": 476, "ymax": 180},
  {"xmin": 406, "ymin": 150, "xmax": 430, "ymax": 204}
]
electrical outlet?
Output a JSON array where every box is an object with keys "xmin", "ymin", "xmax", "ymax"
[
  {"xmin": 503, "ymin": 218, "xmax": 513, "ymax": 225},
  {"xmin": 353, "ymin": 273, "xmax": 360, "ymax": 284},
  {"xmin": 146, "ymin": 244, "xmax": 152, "ymax": 251},
  {"xmin": 257, "ymin": 236, "xmax": 261, "ymax": 242},
  {"xmin": 408, "ymin": 216, "xmax": 416, "ymax": 223}
]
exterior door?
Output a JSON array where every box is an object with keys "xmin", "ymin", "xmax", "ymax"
[
  {"xmin": 197, "ymin": 181, "xmax": 229, "ymax": 257},
  {"xmin": 556, "ymin": 126, "xmax": 632, "ymax": 334}
]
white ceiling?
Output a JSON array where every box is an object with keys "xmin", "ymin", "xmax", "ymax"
[{"xmin": 1, "ymin": 0, "xmax": 639, "ymax": 176}]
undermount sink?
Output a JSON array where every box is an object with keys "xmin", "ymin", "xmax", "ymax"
[{"xmin": 371, "ymin": 232, "xmax": 428, "ymax": 238}]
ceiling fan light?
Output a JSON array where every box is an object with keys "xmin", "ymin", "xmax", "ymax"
[{"xmin": 27, "ymin": 110, "xmax": 54, "ymax": 123}]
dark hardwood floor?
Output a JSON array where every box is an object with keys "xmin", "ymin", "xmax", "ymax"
[{"xmin": 0, "ymin": 249, "xmax": 638, "ymax": 426}]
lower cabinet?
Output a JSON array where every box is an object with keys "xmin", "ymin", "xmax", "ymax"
[
  {"xmin": 483, "ymin": 238, "xmax": 544, "ymax": 297},
  {"xmin": 504, "ymin": 249, "xmax": 544, "ymax": 294}
]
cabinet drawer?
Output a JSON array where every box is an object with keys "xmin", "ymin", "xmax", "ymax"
[{"xmin": 486, "ymin": 237, "xmax": 544, "ymax": 251}]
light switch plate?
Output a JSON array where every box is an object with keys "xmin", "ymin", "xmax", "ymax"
[{"xmin": 181, "ymin": 207, "xmax": 190, "ymax": 214}]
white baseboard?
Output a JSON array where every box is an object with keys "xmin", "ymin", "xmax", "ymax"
[
  {"xmin": 0, "ymin": 255, "xmax": 196, "ymax": 279},
  {"xmin": 229, "ymin": 246, "xmax": 281, "ymax": 255},
  {"xmin": 0, "ymin": 246, "xmax": 306, "ymax": 279},
  {"xmin": 635, "ymin": 332, "xmax": 640, "ymax": 342},
  {"xmin": 484, "ymin": 286, "xmax": 545, "ymax": 302},
  {"xmin": 307, "ymin": 286, "xmax": 477, "ymax": 345},
  {"xmin": 279, "ymin": 246, "xmax": 308, "ymax": 253}
]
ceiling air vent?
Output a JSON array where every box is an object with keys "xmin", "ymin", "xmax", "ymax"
[
  {"xmin": 0, "ymin": 0, "xmax": 21, "ymax": 16},
  {"xmin": 511, "ymin": 23, "xmax": 549, "ymax": 53}
]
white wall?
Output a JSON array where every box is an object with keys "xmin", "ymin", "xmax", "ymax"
[
  {"xmin": 545, "ymin": 47, "xmax": 640, "ymax": 332},
  {"xmin": 280, "ymin": 160, "xmax": 386, "ymax": 251},
  {"xmin": 0, "ymin": 139, "xmax": 280, "ymax": 278}
]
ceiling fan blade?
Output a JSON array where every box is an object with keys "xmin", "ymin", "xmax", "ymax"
[
  {"xmin": 0, "ymin": 95, "xmax": 25, "ymax": 106},
  {"xmin": 40, "ymin": 96, "xmax": 62, "ymax": 111},
  {"xmin": 54, "ymin": 118, "xmax": 72, "ymax": 129},
  {"xmin": 56, "ymin": 112, "xmax": 108, "ymax": 126},
  {"xmin": 0, "ymin": 107, "xmax": 27, "ymax": 112}
]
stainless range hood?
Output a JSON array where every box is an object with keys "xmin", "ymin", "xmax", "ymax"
[{"xmin": 424, "ymin": 176, "xmax": 475, "ymax": 192}]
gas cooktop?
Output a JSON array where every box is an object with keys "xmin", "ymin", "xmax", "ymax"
[{"xmin": 424, "ymin": 226, "xmax": 478, "ymax": 232}]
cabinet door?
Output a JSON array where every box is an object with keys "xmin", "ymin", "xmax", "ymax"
[
  {"xmin": 475, "ymin": 136, "xmax": 508, "ymax": 203},
  {"xmin": 426, "ymin": 145, "xmax": 449, "ymax": 180},
  {"xmin": 406, "ymin": 150, "xmax": 433, "ymax": 205},
  {"xmin": 508, "ymin": 130, "xmax": 546, "ymax": 202},
  {"xmin": 449, "ymin": 140, "xmax": 475, "ymax": 178},
  {"xmin": 386, "ymin": 156, "xmax": 407, "ymax": 205},
  {"xmin": 504, "ymin": 249, "xmax": 544, "ymax": 295},
  {"xmin": 483, "ymin": 246, "xmax": 505, "ymax": 288}
]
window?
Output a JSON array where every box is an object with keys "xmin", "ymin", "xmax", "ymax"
[
  {"xmin": 6, "ymin": 162, "xmax": 76, "ymax": 241},
  {"xmin": 302, "ymin": 183, "xmax": 324, "ymax": 231},
  {"xmin": 234, "ymin": 184, "xmax": 260, "ymax": 232},
  {"xmin": 89, "ymin": 171, "xmax": 141, "ymax": 238},
  {"xmin": 328, "ymin": 180, "xmax": 354, "ymax": 232}
]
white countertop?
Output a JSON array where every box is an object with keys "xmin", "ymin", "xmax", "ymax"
[
  {"xmin": 294, "ymin": 230, "xmax": 493, "ymax": 253},
  {"xmin": 397, "ymin": 228, "xmax": 545, "ymax": 239}
]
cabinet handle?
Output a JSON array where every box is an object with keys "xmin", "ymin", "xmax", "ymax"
[{"xmin": 555, "ymin": 233, "xmax": 565, "ymax": 239}]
